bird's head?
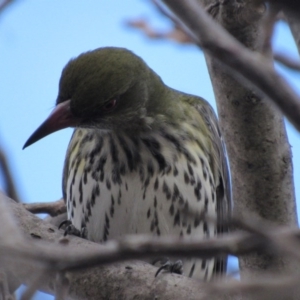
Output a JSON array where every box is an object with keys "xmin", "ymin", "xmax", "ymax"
[{"xmin": 23, "ymin": 47, "xmax": 166, "ymax": 149}]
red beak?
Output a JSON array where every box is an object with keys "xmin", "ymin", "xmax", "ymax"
[{"xmin": 23, "ymin": 100, "xmax": 77, "ymax": 149}]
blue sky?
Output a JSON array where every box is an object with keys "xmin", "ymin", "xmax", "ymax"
[{"xmin": 0, "ymin": 1, "xmax": 299, "ymax": 299}]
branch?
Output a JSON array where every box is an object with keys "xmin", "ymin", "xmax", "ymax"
[
  {"xmin": 274, "ymin": 52, "xmax": 300, "ymax": 71},
  {"xmin": 161, "ymin": 0, "xmax": 300, "ymax": 132},
  {"xmin": 23, "ymin": 199, "xmax": 66, "ymax": 216},
  {"xmin": 159, "ymin": 0, "xmax": 298, "ymax": 281},
  {"xmin": 3, "ymin": 194, "xmax": 300, "ymax": 299},
  {"xmin": 285, "ymin": 9, "xmax": 300, "ymax": 56},
  {"xmin": 125, "ymin": 0, "xmax": 195, "ymax": 45},
  {"xmin": 0, "ymin": 0, "xmax": 14, "ymax": 14},
  {"xmin": 268, "ymin": 0, "xmax": 300, "ymax": 15},
  {"xmin": 0, "ymin": 271, "xmax": 15, "ymax": 300},
  {"xmin": 0, "ymin": 147, "xmax": 20, "ymax": 202},
  {"xmin": 0, "ymin": 192, "xmax": 216, "ymax": 300}
]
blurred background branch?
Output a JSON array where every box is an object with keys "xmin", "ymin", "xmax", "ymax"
[{"xmin": 0, "ymin": 145, "xmax": 20, "ymax": 202}]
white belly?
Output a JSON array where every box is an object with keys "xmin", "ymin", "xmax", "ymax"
[{"xmin": 66, "ymin": 129, "xmax": 217, "ymax": 279}]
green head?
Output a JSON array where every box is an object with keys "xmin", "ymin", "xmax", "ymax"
[
  {"xmin": 23, "ymin": 47, "xmax": 167, "ymax": 148},
  {"xmin": 58, "ymin": 47, "xmax": 154, "ymax": 124}
]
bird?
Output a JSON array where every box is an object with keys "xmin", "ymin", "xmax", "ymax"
[{"xmin": 23, "ymin": 47, "xmax": 231, "ymax": 280}]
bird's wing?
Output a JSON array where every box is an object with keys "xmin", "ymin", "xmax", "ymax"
[{"xmin": 191, "ymin": 97, "xmax": 232, "ymax": 275}]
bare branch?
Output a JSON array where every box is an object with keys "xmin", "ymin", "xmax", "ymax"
[
  {"xmin": 125, "ymin": 18, "xmax": 193, "ymax": 44},
  {"xmin": 161, "ymin": 0, "xmax": 300, "ymax": 132},
  {"xmin": 274, "ymin": 52, "xmax": 300, "ymax": 71},
  {"xmin": 0, "ymin": 271, "xmax": 15, "ymax": 300},
  {"xmin": 0, "ymin": 193, "xmax": 214, "ymax": 300},
  {"xmin": 20, "ymin": 271, "xmax": 53, "ymax": 300},
  {"xmin": 0, "ymin": 147, "xmax": 20, "ymax": 202},
  {"xmin": 23, "ymin": 199, "xmax": 66, "ymax": 217},
  {"xmin": 0, "ymin": 0, "xmax": 14, "ymax": 14},
  {"xmin": 268, "ymin": 0, "xmax": 300, "ymax": 16},
  {"xmin": 54, "ymin": 272, "xmax": 70, "ymax": 300},
  {"xmin": 260, "ymin": 3, "xmax": 280, "ymax": 54},
  {"xmin": 125, "ymin": 0, "xmax": 195, "ymax": 45},
  {"xmin": 3, "ymin": 191, "xmax": 300, "ymax": 299}
]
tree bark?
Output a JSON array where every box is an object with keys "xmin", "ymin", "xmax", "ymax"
[
  {"xmin": 162, "ymin": 0, "xmax": 298, "ymax": 279},
  {"xmin": 203, "ymin": 1, "xmax": 298, "ymax": 276}
]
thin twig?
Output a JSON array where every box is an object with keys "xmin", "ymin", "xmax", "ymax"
[
  {"xmin": 54, "ymin": 272, "xmax": 69, "ymax": 300},
  {"xmin": 0, "ymin": 271, "xmax": 14, "ymax": 300},
  {"xmin": 0, "ymin": 0, "xmax": 14, "ymax": 13},
  {"xmin": 23, "ymin": 199, "xmax": 66, "ymax": 216},
  {"xmin": 274, "ymin": 52, "xmax": 300, "ymax": 71},
  {"xmin": 20, "ymin": 270, "xmax": 53, "ymax": 300},
  {"xmin": 0, "ymin": 147, "xmax": 20, "ymax": 202},
  {"xmin": 152, "ymin": 0, "xmax": 195, "ymax": 43}
]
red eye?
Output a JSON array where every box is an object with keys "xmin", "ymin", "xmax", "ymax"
[{"xmin": 103, "ymin": 99, "xmax": 117, "ymax": 111}]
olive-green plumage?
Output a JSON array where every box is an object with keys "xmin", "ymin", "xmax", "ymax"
[{"xmin": 24, "ymin": 47, "xmax": 231, "ymax": 280}]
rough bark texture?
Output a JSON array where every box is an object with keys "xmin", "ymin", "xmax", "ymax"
[{"xmin": 201, "ymin": 0, "xmax": 298, "ymax": 275}]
